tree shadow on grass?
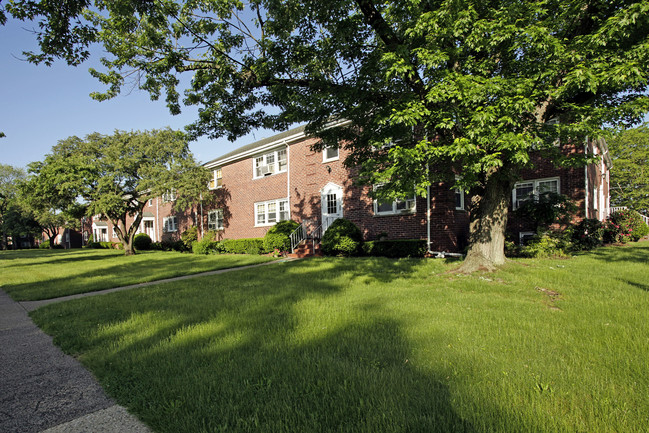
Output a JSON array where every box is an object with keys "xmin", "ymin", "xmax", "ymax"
[
  {"xmin": 586, "ymin": 242, "xmax": 649, "ymax": 264},
  {"xmin": 617, "ymin": 278, "xmax": 649, "ymax": 292},
  {"xmin": 32, "ymin": 259, "xmax": 480, "ymax": 433}
]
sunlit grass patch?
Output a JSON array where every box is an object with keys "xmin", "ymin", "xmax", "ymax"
[
  {"xmin": 0, "ymin": 248, "xmax": 276, "ymax": 301},
  {"xmin": 30, "ymin": 243, "xmax": 649, "ymax": 432}
]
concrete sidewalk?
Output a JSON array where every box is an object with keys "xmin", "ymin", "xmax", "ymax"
[
  {"xmin": 0, "ymin": 289, "xmax": 151, "ymax": 432},
  {"xmin": 1, "ymin": 259, "xmax": 293, "ymax": 432}
]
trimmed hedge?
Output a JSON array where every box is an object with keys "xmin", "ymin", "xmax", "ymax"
[
  {"xmin": 192, "ymin": 238, "xmax": 222, "ymax": 255},
  {"xmin": 321, "ymin": 218, "xmax": 363, "ymax": 256},
  {"xmin": 363, "ymin": 239, "xmax": 428, "ymax": 258},
  {"xmin": 221, "ymin": 238, "xmax": 268, "ymax": 255},
  {"xmin": 264, "ymin": 220, "xmax": 300, "ymax": 252},
  {"xmin": 133, "ymin": 233, "xmax": 152, "ymax": 251}
]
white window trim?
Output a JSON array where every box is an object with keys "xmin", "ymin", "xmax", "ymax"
[
  {"xmin": 454, "ymin": 176, "xmax": 465, "ymax": 210},
  {"xmin": 162, "ymin": 189, "xmax": 177, "ymax": 202},
  {"xmin": 252, "ymin": 148, "xmax": 288, "ymax": 179},
  {"xmin": 373, "ymin": 186, "xmax": 417, "ymax": 216},
  {"xmin": 512, "ymin": 176, "xmax": 561, "ymax": 210},
  {"xmin": 163, "ymin": 216, "xmax": 178, "ymax": 233},
  {"xmin": 208, "ymin": 209, "xmax": 224, "ymax": 231},
  {"xmin": 209, "ymin": 168, "xmax": 223, "ymax": 190},
  {"xmin": 254, "ymin": 198, "xmax": 290, "ymax": 227},
  {"xmin": 322, "ymin": 145, "xmax": 340, "ymax": 163}
]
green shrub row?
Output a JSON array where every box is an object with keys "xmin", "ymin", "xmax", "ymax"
[
  {"xmin": 507, "ymin": 210, "xmax": 649, "ymax": 258},
  {"xmin": 362, "ymin": 240, "xmax": 428, "ymax": 258},
  {"xmin": 86, "ymin": 241, "xmax": 122, "ymax": 249}
]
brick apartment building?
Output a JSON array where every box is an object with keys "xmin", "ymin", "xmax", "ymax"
[{"xmin": 79, "ymin": 123, "xmax": 611, "ymax": 254}]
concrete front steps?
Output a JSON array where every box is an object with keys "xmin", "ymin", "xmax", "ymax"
[{"xmin": 288, "ymin": 240, "xmax": 323, "ymax": 258}]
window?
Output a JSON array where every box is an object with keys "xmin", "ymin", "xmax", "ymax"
[
  {"xmin": 255, "ymin": 198, "xmax": 290, "ymax": 226},
  {"xmin": 323, "ymin": 145, "xmax": 339, "ymax": 162},
  {"xmin": 112, "ymin": 226, "xmax": 117, "ymax": 238},
  {"xmin": 208, "ymin": 209, "xmax": 224, "ymax": 231},
  {"xmin": 455, "ymin": 188, "xmax": 465, "ymax": 210},
  {"xmin": 512, "ymin": 177, "xmax": 560, "ymax": 210},
  {"xmin": 209, "ymin": 168, "xmax": 223, "ymax": 189},
  {"xmin": 454, "ymin": 176, "xmax": 465, "ymax": 210},
  {"xmin": 254, "ymin": 148, "xmax": 288, "ymax": 178},
  {"xmin": 373, "ymin": 189, "xmax": 416, "ymax": 215},
  {"xmin": 163, "ymin": 216, "xmax": 178, "ymax": 232},
  {"xmin": 162, "ymin": 189, "xmax": 176, "ymax": 202},
  {"xmin": 148, "ymin": 199, "xmax": 153, "ymax": 207}
]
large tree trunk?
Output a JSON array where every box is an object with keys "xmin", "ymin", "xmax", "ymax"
[
  {"xmin": 123, "ymin": 238, "xmax": 136, "ymax": 256},
  {"xmin": 457, "ymin": 173, "xmax": 512, "ymax": 273}
]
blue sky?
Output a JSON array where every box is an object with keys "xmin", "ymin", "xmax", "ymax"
[{"xmin": 0, "ymin": 17, "xmax": 275, "ymax": 170}]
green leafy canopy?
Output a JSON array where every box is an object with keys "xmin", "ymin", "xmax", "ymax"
[{"xmin": 4, "ymin": 0, "xmax": 649, "ymax": 266}]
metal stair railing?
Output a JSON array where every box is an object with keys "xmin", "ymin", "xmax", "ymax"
[{"xmin": 289, "ymin": 223, "xmax": 308, "ymax": 252}]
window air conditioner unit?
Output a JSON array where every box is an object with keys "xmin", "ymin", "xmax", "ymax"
[{"xmin": 260, "ymin": 164, "xmax": 273, "ymax": 176}]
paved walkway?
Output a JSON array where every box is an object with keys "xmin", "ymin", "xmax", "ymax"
[{"xmin": 1, "ymin": 260, "xmax": 291, "ymax": 432}]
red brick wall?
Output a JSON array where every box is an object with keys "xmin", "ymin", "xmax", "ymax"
[{"xmin": 200, "ymin": 138, "xmax": 469, "ymax": 252}]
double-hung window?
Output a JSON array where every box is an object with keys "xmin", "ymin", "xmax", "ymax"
[
  {"xmin": 208, "ymin": 209, "xmax": 224, "ymax": 231},
  {"xmin": 255, "ymin": 198, "xmax": 290, "ymax": 226},
  {"xmin": 512, "ymin": 177, "xmax": 560, "ymax": 210},
  {"xmin": 209, "ymin": 168, "xmax": 223, "ymax": 190},
  {"xmin": 254, "ymin": 148, "xmax": 288, "ymax": 178},
  {"xmin": 162, "ymin": 189, "xmax": 176, "ymax": 202},
  {"xmin": 373, "ymin": 186, "xmax": 416, "ymax": 215},
  {"xmin": 163, "ymin": 216, "xmax": 178, "ymax": 232}
]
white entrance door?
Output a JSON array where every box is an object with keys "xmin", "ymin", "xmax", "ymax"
[
  {"xmin": 321, "ymin": 182, "xmax": 343, "ymax": 231},
  {"xmin": 144, "ymin": 220, "xmax": 155, "ymax": 241}
]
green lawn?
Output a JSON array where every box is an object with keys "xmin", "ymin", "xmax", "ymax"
[
  {"xmin": 26, "ymin": 243, "xmax": 649, "ymax": 432},
  {"xmin": 0, "ymin": 248, "xmax": 277, "ymax": 301}
]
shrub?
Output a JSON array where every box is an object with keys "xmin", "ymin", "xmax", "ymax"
[
  {"xmin": 181, "ymin": 226, "xmax": 199, "ymax": 250},
  {"xmin": 263, "ymin": 220, "xmax": 300, "ymax": 252},
  {"xmin": 514, "ymin": 192, "xmax": 578, "ymax": 230},
  {"xmin": 603, "ymin": 210, "xmax": 648, "ymax": 243},
  {"xmin": 149, "ymin": 242, "xmax": 163, "ymax": 251},
  {"xmin": 363, "ymin": 239, "xmax": 428, "ymax": 258},
  {"xmin": 221, "ymin": 238, "xmax": 266, "ymax": 254},
  {"xmin": 39, "ymin": 240, "xmax": 50, "ymax": 249},
  {"xmin": 571, "ymin": 218, "xmax": 604, "ymax": 250},
  {"xmin": 133, "ymin": 233, "xmax": 152, "ymax": 251},
  {"xmin": 520, "ymin": 231, "xmax": 571, "ymax": 258},
  {"xmin": 192, "ymin": 237, "xmax": 221, "ymax": 255},
  {"xmin": 321, "ymin": 218, "xmax": 363, "ymax": 256},
  {"xmin": 160, "ymin": 239, "xmax": 187, "ymax": 252},
  {"xmin": 86, "ymin": 241, "xmax": 112, "ymax": 249}
]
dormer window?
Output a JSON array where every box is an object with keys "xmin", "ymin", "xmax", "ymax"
[
  {"xmin": 209, "ymin": 168, "xmax": 222, "ymax": 189},
  {"xmin": 253, "ymin": 148, "xmax": 288, "ymax": 178}
]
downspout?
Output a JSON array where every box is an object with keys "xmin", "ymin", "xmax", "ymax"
[
  {"xmin": 584, "ymin": 137, "xmax": 589, "ymax": 219},
  {"xmin": 156, "ymin": 198, "xmax": 160, "ymax": 242},
  {"xmin": 286, "ymin": 141, "xmax": 290, "ymax": 218},
  {"xmin": 200, "ymin": 196, "xmax": 204, "ymax": 240},
  {"xmin": 426, "ymin": 164, "xmax": 431, "ymax": 253}
]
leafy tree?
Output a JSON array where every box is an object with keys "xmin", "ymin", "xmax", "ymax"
[
  {"xmin": 30, "ymin": 128, "xmax": 208, "ymax": 255},
  {"xmin": 608, "ymin": 124, "xmax": 649, "ymax": 216},
  {"xmin": 0, "ymin": 164, "xmax": 27, "ymax": 249},
  {"xmin": 21, "ymin": 151, "xmax": 86, "ymax": 249},
  {"xmin": 4, "ymin": 1, "xmax": 649, "ymax": 270}
]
